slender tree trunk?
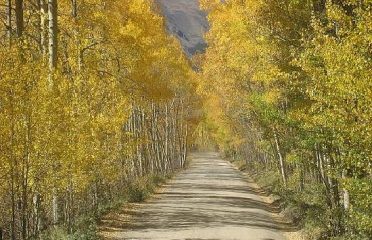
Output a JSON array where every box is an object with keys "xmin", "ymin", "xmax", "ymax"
[
  {"xmin": 48, "ymin": 0, "xmax": 58, "ymax": 71},
  {"xmin": 313, "ymin": 146, "xmax": 322, "ymax": 183},
  {"xmin": 149, "ymin": 103, "xmax": 156, "ymax": 172},
  {"xmin": 179, "ymin": 104, "xmax": 184, "ymax": 166},
  {"xmin": 273, "ymin": 130, "xmax": 287, "ymax": 187},
  {"xmin": 165, "ymin": 103, "xmax": 169, "ymax": 169},
  {"xmin": 316, "ymin": 146, "xmax": 333, "ymax": 209},
  {"xmin": 9, "ymin": 90, "xmax": 16, "ymax": 240},
  {"xmin": 71, "ymin": 0, "xmax": 77, "ymax": 18},
  {"xmin": 39, "ymin": 0, "xmax": 48, "ymax": 56},
  {"xmin": 330, "ymin": 161, "xmax": 340, "ymax": 208},
  {"xmin": 153, "ymin": 105, "xmax": 162, "ymax": 173},
  {"xmin": 15, "ymin": 0, "xmax": 23, "ymax": 37},
  {"xmin": 21, "ymin": 111, "xmax": 32, "ymax": 240},
  {"xmin": 128, "ymin": 111, "xmax": 136, "ymax": 177},
  {"xmin": 182, "ymin": 123, "xmax": 188, "ymax": 167},
  {"xmin": 11, "ymin": 166, "xmax": 16, "ymax": 240},
  {"xmin": 135, "ymin": 108, "xmax": 143, "ymax": 177},
  {"xmin": 47, "ymin": 0, "xmax": 58, "ymax": 225},
  {"xmin": 32, "ymin": 193, "xmax": 41, "ymax": 236},
  {"xmin": 6, "ymin": 0, "xmax": 12, "ymax": 44},
  {"xmin": 336, "ymin": 148, "xmax": 350, "ymax": 211},
  {"xmin": 52, "ymin": 188, "xmax": 58, "ymax": 224},
  {"xmin": 155, "ymin": 105, "xmax": 161, "ymax": 172},
  {"xmin": 67, "ymin": 181, "xmax": 74, "ymax": 233},
  {"xmin": 172, "ymin": 102, "xmax": 178, "ymax": 167},
  {"xmin": 140, "ymin": 109, "xmax": 148, "ymax": 174},
  {"xmin": 299, "ymin": 162, "xmax": 305, "ymax": 191},
  {"xmin": 342, "ymin": 170, "xmax": 350, "ymax": 210},
  {"xmin": 22, "ymin": 193, "xmax": 28, "ymax": 239}
]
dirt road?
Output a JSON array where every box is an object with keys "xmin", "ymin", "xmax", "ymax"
[{"xmin": 100, "ymin": 152, "xmax": 291, "ymax": 240}]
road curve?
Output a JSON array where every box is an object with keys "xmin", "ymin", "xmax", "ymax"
[{"xmin": 100, "ymin": 152, "xmax": 290, "ymax": 240}]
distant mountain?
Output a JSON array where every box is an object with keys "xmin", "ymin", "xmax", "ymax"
[{"xmin": 157, "ymin": 0, "xmax": 209, "ymax": 57}]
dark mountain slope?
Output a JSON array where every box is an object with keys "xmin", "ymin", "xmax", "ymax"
[{"xmin": 157, "ymin": 0, "xmax": 209, "ymax": 56}]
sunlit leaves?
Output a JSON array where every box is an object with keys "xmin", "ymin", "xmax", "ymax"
[{"xmin": 199, "ymin": 0, "xmax": 371, "ymax": 237}]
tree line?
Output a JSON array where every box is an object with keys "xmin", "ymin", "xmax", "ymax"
[
  {"xmin": 0, "ymin": 0, "xmax": 201, "ymax": 239},
  {"xmin": 199, "ymin": 0, "xmax": 371, "ymax": 238}
]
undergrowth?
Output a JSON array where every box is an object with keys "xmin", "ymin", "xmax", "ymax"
[
  {"xmin": 228, "ymin": 157, "xmax": 335, "ymax": 240},
  {"xmin": 39, "ymin": 174, "xmax": 170, "ymax": 240}
]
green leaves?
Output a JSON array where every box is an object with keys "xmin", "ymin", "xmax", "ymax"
[{"xmin": 200, "ymin": 0, "xmax": 371, "ymax": 237}]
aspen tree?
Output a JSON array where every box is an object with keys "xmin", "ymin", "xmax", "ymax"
[
  {"xmin": 15, "ymin": 0, "xmax": 23, "ymax": 37},
  {"xmin": 39, "ymin": 0, "xmax": 48, "ymax": 56},
  {"xmin": 6, "ymin": 0, "xmax": 11, "ymax": 44},
  {"xmin": 200, "ymin": 0, "xmax": 371, "ymax": 237},
  {"xmin": 48, "ymin": 0, "xmax": 57, "ymax": 71},
  {"xmin": 0, "ymin": 0, "xmax": 201, "ymax": 238}
]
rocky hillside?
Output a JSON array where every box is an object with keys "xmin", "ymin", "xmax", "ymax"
[{"xmin": 157, "ymin": 0, "xmax": 209, "ymax": 56}]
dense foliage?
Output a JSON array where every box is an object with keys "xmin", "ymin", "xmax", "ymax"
[
  {"xmin": 199, "ymin": 0, "xmax": 371, "ymax": 238},
  {"xmin": 0, "ymin": 0, "xmax": 201, "ymax": 239},
  {"xmin": 1, "ymin": 0, "xmax": 370, "ymax": 239}
]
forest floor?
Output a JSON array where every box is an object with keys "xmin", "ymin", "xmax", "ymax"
[{"xmin": 98, "ymin": 152, "xmax": 297, "ymax": 240}]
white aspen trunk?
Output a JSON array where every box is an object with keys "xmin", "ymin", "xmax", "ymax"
[
  {"xmin": 144, "ymin": 113, "xmax": 153, "ymax": 173},
  {"xmin": 151, "ymin": 103, "xmax": 158, "ymax": 172},
  {"xmin": 48, "ymin": 0, "xmax": 58, "ymax": 72},
  {"xmin": 314, "ymin": 145, "xmax": 320, "ymax": 182},
  {"xmin": 322, "ymin": 149, "xmax": 339, "ymax": 209},
  {"xmin": 342, "ymin": 170, "xmax": 350, "ymax": 210},
  {"xmin": 182, "ymin": 123, "xmax": 188, "ymax": 167},
  {"xmin": 179, "ymin": 122, "xmax": 183, "ymax": 166},
  {"xmin": 130, "ymin": 109, "xmax": 138, "ymax": 177},
  {"xmin": 39, "ymin": 0, "xmax": 48, "ymax": 56},
  {"xmin": 318, "ymin": 147, "xmax": 330, "ymax": 192},
  {"xmin": 150, "ymin": 103, "xmax": 156, "ymax": 172},
  {"xmin": 48, "ymin": 0, "xmax": 58, "ymax": 215},
  {"xmin": 71, "ymin": 0, "xmax": 77, "ymax": 17},
  {"xmin": 153, "ymin": 105, "xmax": 163, "ymax": 172},
  {"xmin": 299, "ymin": 162, "xmax": 305, "ymax": 191},
  {"xmin": 129, "ymin": 114, "xmax": 136, "ymax": 177},
  {"xmin": 52, "ymin": 188, "xmax": 58, "ymax": 224},
  {"xmin": 6, "ymin": 0, "xmax": 12, "ymax": 44},
  {"xmin": 33, "ymin": 193, "xmax": 41, "ymax": 234},
  {"xmin": 165, "ymin": 103, "xmax": 169, "ymax": 169},
  {"xmin": 135, "ymin": 108, "xmax": 143, "ymax": 177},
  {"xmin": 179, "ymin": 101, "xmax": 184, "ymax": 166},
  {"xmin": 67, "ymin": 180, "xmax": 74, "ymax": 233},
  {"xmin": 93, "ymin": 182, "xmax": 98, "ymax": 210},
  {"xmin": 9, "ymin": 94, "xmax": 16, "ymax": 240},
  {"xmin": 324, "ymin": 153, "xmax": 334, "ymax": 192},
  {"xmin": 173, "ymin": 116, "xmax": 178, "ymax": 167},
  {"xmin": 21, "ymin": 110, "xmax": 32, "ymax": 240},
  {"xmin": 141, "ymin": 109, "xmax": 149, "ymax": 174},
  {"xmin": 158, "ymin": 127, "xmax": 167, "ymax": 172},
  {"xmin": 273, "ymin": 130, "xmax": 287, "ymax": 187},
  {"xmin": 263, "ymin": 152, "xmax": 268, "ymax": 169},
  {"xmin": 170, "ymin": 107, "xmax": 176, "ymax": 167}
]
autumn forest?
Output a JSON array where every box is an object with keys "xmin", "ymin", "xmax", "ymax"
[{"xmin": 0, "ymin": 0, "xmax": 370, "ymax": 240}]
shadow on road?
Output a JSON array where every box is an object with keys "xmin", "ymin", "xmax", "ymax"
[{"xmin": 99, "ymin": 152, "xmax": 297, "ymax": 240}]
